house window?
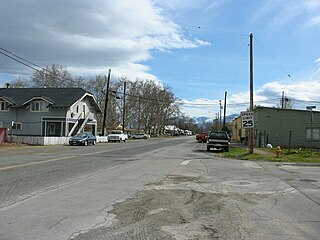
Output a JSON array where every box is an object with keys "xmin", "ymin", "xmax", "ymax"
[
  {"xmin": 0, "ymin": 100, "xmax": 9, "ymax": 111},
  {"xmin": 31, "ymin": 101, "xmax": 48, "ymax": 112},
  {"xmin": 306, "ymin": 128, "xmax": 320, "ymax": 141},
  {"xmin": 12, "ymin": 122, "xmax": 22, "ymax": 130}
]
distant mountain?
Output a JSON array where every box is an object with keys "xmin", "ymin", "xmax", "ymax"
[
  {"xmin": 194, "ymin": 114, "xmax": 239, "ymax": 126},
  {"xmin": 225, "ymin": 114, "xmax": 239, "ymax": 123}
]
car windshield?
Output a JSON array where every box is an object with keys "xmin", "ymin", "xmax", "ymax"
[
  {"xmin": 74, "ymin": 133, "xmax": 87, "ymax": 138},
  {"xmin": 111, "ymin": 131, "xmax": 122, "ymax": 134},
  {"xmin": 209, "ymin": 132, "xmax": 228, "ymax": 140}
]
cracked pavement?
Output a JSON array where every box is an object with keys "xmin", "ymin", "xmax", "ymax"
[{"xmin": 0, "ymin": 137, "xmax": 320, "ymax": 239}]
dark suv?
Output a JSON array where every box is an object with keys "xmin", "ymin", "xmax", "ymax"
[{"xmin": 207, "ymin": 130, "xmax": 230, "ymax": 152}]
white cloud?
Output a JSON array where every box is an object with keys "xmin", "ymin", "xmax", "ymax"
[
  {"xmin": 306, "ymin": 16, "xmax": 320, "ymax": 27},
  {"xmin": 0, "ymin": 0, "xmax": 208, "ymax": 81},
  {"xmin": 181, "ymin": 80, "xmax": 320, "ymax": 117},
  {"xmin": 253, "ymin": 0, "xmax": 320, "ymax": 30}
]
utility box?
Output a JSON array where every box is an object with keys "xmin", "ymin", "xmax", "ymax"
[{"xmin": 0, "ymin": 128, "xmax": 8, "ymax": 143}]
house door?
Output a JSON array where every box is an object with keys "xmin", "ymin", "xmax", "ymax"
[{"xmin": 49, "ymin": 123, "xmax": 55, "ymax": 135}]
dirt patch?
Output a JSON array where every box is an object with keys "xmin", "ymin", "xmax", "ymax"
[
  {"xmin": 72, "ymin": 189, "xmax": 267, "ymax": 240},
  {"xmin": 0, "ymin": 142, "xmax": 29, "ymax": 149}
]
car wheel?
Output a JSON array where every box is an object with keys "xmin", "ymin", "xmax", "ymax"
[
  {"xmin": 197, "ymin": 138, "xmax": 202, "ymax": 143},
  {"xmin": 92, "ymin": 140, "xmax": 96, "ymax": 145},
  {"xmin": 207, "ymin": 146, "xmax": 210, "ymax": 151},
  {"xmin": 123, "ymin": 139, "xmax": 126, "ymax": 142}
]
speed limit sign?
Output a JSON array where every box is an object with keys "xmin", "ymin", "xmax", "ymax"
[{"xmin": 241, "ymin": 111, "xmax": 254, "ymax": 128}]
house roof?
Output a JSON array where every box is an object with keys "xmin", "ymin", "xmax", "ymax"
[
  {"xmin": 0, "ymin": 88, "xmax": 101, "ymax": 111},
  {"xmin": 255, "ymin": 106, "xmax": 320, "ymax": 113}
]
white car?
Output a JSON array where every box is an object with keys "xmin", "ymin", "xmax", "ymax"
[
  {"xmin": 131, "ymin": 133, "xmax": 150, "ymax": 139},
  {"xmin": 107, "ymin": 130, "xmax": 128, "ymax": 142}
]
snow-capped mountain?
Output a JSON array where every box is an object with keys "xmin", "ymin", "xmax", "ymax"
[{"xmin": 194, "ymin": 114, "xmax": 239, "ymax": 126}]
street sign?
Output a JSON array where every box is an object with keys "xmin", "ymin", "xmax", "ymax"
[{"xmin": 241, "ymin": 111, "xmax": 254, "ymax": 128}]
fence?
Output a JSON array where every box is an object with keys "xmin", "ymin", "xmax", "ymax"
[
  {"xmin": 0, "ymin": 128, "xmax": 8, "ymax": 143},
  {"xmin": 8, "ymin": 135, "xmax": 109, "ymax": 145}
]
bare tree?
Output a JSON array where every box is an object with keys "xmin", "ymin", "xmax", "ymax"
[
  {"xmin": 7, "ymin": 76, "xmax": 31, "ymax": 88},
  {"xmin": 31, "ymin": 64, "xmax": 74, "ymax": 88},
  {"xmin": 8, "ymin": 66, "xmax": 184, "ymax": 135}
]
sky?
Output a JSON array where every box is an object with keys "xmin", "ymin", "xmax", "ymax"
[{"xmin": 0, "ymin": 0, "xmax": 320, "ymax": 118}]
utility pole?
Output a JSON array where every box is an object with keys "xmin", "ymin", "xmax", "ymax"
[
  {"xmin": 122, "ymin": 81, "xmax": 126, "ymax": 133},
  {"xmin": 281, "ymin": 91, "xmax": 285, "ymax": 109},
  {"xmin": 219, "ymin": 100, "xmax": 222, "ymax": 128},
  {"xmin": 223, "ymin": 91, "xmax": 227, "ymax": 130},
  {"xmin": 102, "ymin": 69, "xmax": 111, "ymax": 136},
  {"xmin": 138, "ymin": 95, "xmax": 141, "ymax": 133},
  {"xmin": 249, "ymin": 33, "xmax": 254, "ymax": 154}
]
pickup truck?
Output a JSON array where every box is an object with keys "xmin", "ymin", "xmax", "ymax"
[
  {"xmin": 107, "ymin": 130, "xmax": 128, "ymax": 142},
  {"xmin": 195, "ymin": 132, "xmax": 208, "ymax": 143},
  {"xmin": 207, "ymin": 130, "xmax": 230, "ymax": 152}
]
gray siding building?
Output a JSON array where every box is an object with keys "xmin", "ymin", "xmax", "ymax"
[
  {"xmin": 254, "ymin": 106, "xmax": 320, "ymax": 149},
  {"xmin": 0, "ymin": 88, "xmax": 101, "ymax": 137}
]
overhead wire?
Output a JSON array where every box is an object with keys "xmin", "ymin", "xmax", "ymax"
[
  {"xmin": 0, "ymin": 14, "xmax": 315, "ymax": 111},
  {"xmin": 253, "ymin": 37, "xmax": 295, "ymax": 82},
  {"xmin": 0, "ymin": 49, "xmax": 39, "ymax": 72},
  {"xmin": 0, "ymin": 46, "xmax": 43, "ymax": 70},
  {"xmin": 0, "ymin": 45, "xmax": 80, "ymax": 85}
]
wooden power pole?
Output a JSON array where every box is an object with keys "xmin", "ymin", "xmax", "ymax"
[
  {"xmin": 249, "ymin": 33, "xmax": 254, "ymax": 154},
  {"xmin": 122, "ymin": 81, "xmax": 126, "ymax": 132},
  {"xmin": 223, "ymin": 91, "xmax": 227, "ymax": 130},
  {"xmin": 102, "ymin": 69, "xmax": 111, "ymax": 136}
]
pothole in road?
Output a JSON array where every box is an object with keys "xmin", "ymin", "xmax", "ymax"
[{"xmin": 72, "ymin": 189, "xmax": 268, "ymax": 240}]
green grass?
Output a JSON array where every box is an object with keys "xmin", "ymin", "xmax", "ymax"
[{"xmin": 221, "ymin": 147, "xmax": 320, "ymax": 163}]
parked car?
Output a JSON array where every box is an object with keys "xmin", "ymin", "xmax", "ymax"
[
  {"xmin": 69, "ymin": 133, "xmax": 96, "ymax": 146},
  {"xmin": 196, "ymin": 132, "xmax": 209, "ymax": 143},
  {"xmin": 207, "ymin": 130, "xmax": 230, "ymax": 152},
  {"xmin": 131, "ymin": 133, "xmax": 150, "ymax": 139},
  {"xmin": 107, "ymin": 130, "xmax": 128, "ymax": 142}
]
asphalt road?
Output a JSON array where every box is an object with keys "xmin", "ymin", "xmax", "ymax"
[
  {"xmin": 0, "ymin": 137, "xmax": 320, "ymax": 240},
  {"xmin": 0, "ymin": 137, "xmax": 187, "ymax": 208}
]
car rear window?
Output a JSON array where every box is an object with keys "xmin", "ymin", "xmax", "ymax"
[{"xmin": 209, "ymin": 132, "xmax": 228, "ymax": 140}]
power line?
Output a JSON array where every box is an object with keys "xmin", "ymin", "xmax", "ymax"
[
  {"xmin": 253, "ymin": 37, "xmax": 295, "ymax": 82},
  {"xmin": 0, "ymin": 46, "xmax": 43, "ymax": 70},
  {"xmin": 0, "ymin": 45, "xmax": 78, "ymax": 85},
  {"xmin": 0, "ymin": 49, "xmax": 39, "ymax": 72},
  {"xmin": 179, "ymin": 23, "xmax": 249, "ymax": 37}
]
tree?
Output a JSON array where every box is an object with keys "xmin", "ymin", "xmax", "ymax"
[
  {"xmin": 109, "ymin": 78, "xmax": 180, "ymax": 135},
  {"xmin": 31, "ymin": 64, "xmax": 74, "ymax": 88},
  {"xmin": 7, "ymin": 76, "xmax": 31, "ymax": 88},
  {"xmin": 8, "ymin": 65, "xmax": 184, "ymax": 135}
]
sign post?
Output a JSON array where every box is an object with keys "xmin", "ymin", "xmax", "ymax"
[{"xmin": 241, "ymin": 111, "xmax": 254, "ymax": 153}]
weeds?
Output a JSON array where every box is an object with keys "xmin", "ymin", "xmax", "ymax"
[{"xmin": 221, "ymin": 147, "xmax": 320, "ymax": 163}]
